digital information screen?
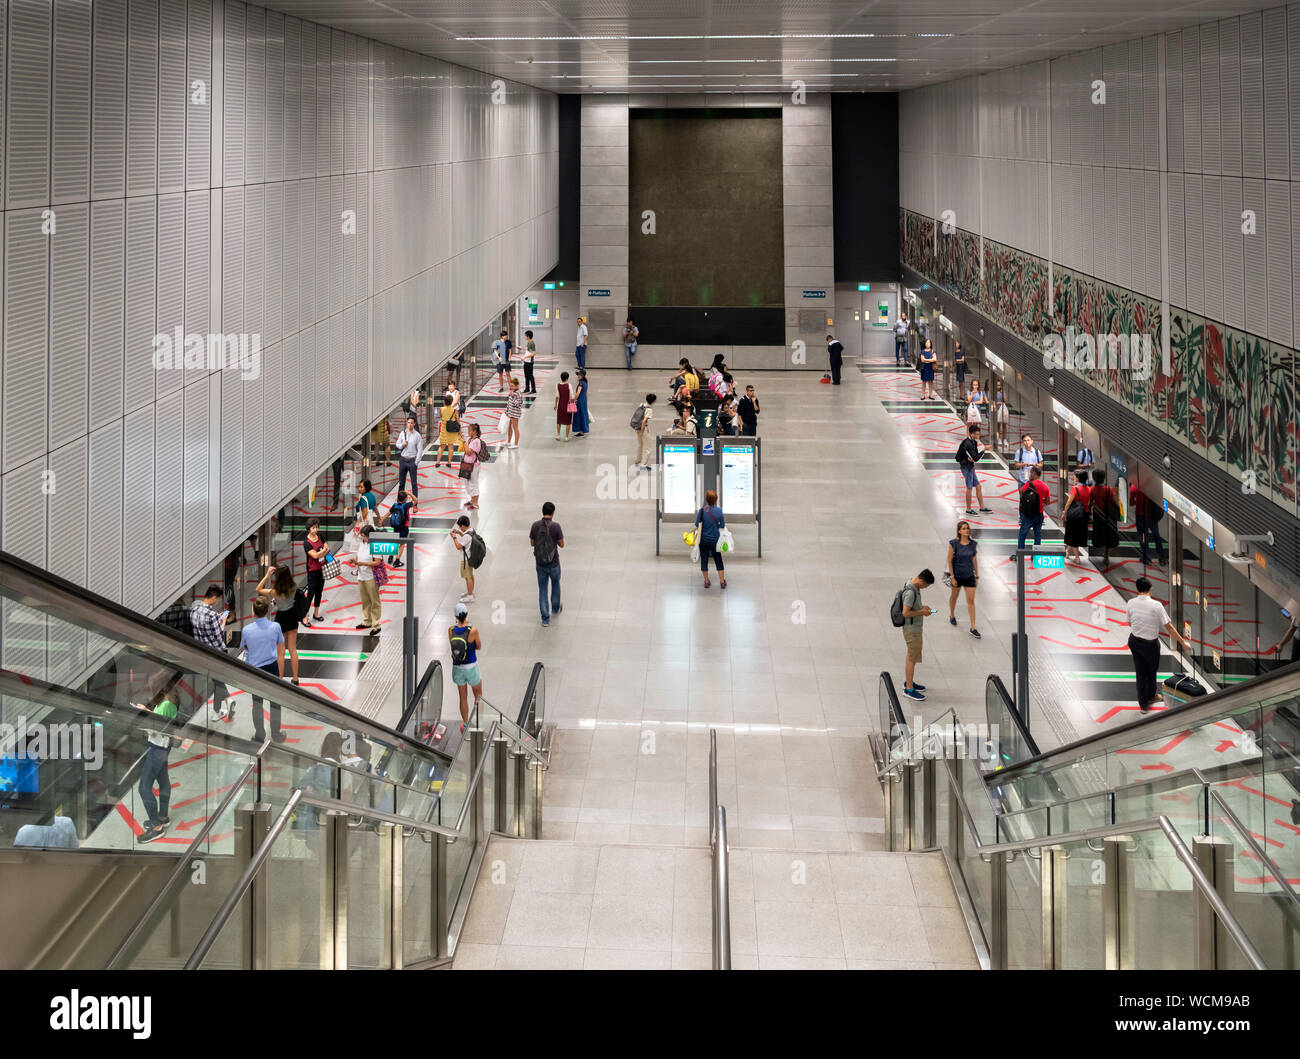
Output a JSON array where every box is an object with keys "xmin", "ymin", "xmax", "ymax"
[
  {"xmin": 721, "ymin": 444, "xmax": 756, "ymax": 517},
  {"xmin": 661, "ymin": 443, "xmax": 698, "ymax": 515}
]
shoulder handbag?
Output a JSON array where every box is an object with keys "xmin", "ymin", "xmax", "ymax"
[
  {"xmin": 567, "ymin": 399, "xmax": 578, "ymax": 414},
  {"xmin": 372, "ymin": 560, "xmax": 390, "ymax": 587},
  {"xmin": 321, "ymin": 552, "xmax": 341, "ymax": 580},
  {"xmin": 446, "ymin": 412, "xmax": 460, "ymax": 433}
]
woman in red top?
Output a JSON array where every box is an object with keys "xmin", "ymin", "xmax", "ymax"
[
  {"xmin": 302, "ymin": 519, "xmax": 328, "ymax": 626},
  {"xmin": 1063, "ymin": 471, "xmax": 1092, "ymax": 562},
  {"xmin": 555, "ymin": 371, "xmax": 573, "ymax": 442},
  {"xmin": 1090, "ymin": 469, "xmax": 1120, "ymax": 570}
]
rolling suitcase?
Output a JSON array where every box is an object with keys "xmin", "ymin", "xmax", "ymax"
[{"xmin": 1162, "ymin": 673, "xmax": 1207, "ymax": 710}]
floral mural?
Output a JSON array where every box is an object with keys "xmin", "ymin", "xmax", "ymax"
[{"xmin": 937, "ymin": 226, "xmax": 980, "ymax": 305}]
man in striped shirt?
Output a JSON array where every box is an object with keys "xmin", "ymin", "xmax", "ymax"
[{"xmin": 191, "ymin": 585, "xmax": 232, "ymax": 721}]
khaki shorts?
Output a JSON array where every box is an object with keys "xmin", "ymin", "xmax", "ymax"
[
  {"xmin": 902, "ymin": 625, "xmax": 923, "ymax": 664},
  {"xmin": 460, "ymin": 558, "xmax": 472, "ymax": 579}
]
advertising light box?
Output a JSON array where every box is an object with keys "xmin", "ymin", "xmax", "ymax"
[
  {"xmin": 721, "ymin": 444, "xmax": 756, "ymax": 517},
  {"xmin": 661, "ymin": 443, "xmax": 698, "ymax": 516}
]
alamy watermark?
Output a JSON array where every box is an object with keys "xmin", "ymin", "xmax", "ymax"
[
  {"xmin": 892, "ymin": 716, "xmax": 998, "ymax": 761},
  {"xmin": 1041, "ymin": 326, "xmax": 1166, "ymax": 381},
  {"xmin": 151, "ymin": 328, "xmax": 262, "ymax": 381},
  {"xmin": 0, "ymin": 716, "xmax": 104, "ymax": 772}
]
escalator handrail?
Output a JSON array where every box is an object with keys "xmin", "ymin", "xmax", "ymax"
[
  {"xmin": 0, "ymin": 550, "xmax": 453, "ymax": 769},
  {"xmin": 879, "ymin": 670, "xmax": 908, "ymax": 743},
  {"xmin": 105, "ymin": 752, "xmax": 265, "ymax": 969},
  {"xmin": 985, "ymin": 674, "xmax": 1040, "ymax": 758},
  {"xmin": 516, "ymin": 662, "xmax": 545, "ymax": 736},
  {"xmin": 984, "ymin": 657, "xmax": 1300, "ymax": 783},
  {"xmin": 1207, "ymin": 786, "xmax": 1300, "ymax": 920}
]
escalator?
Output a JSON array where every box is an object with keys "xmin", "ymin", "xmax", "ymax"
[
  {"xmin": 873, "ymin": 660, "xmax": 1300, "ymax": 969},
  {"xmin": 0, "ymin": 551, "xmax": 549, "ymax": 969}
]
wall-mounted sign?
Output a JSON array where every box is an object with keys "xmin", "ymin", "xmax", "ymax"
[
  {"xmin": 542, "ymin": 282, "xmax": 556, "ymax": 290},
  {"xmin": 586, "ymin": 288, "xmax": 610, "ymax": 297},
  {"xmin": 1032, "ymin": 553, "xmax": 1066, "ymax": 569},
  {"xmin": 1163, "ymin": 484, "xmax": 1215, "ymax": 534},
  {"xmin": 938, "ymin": 314, "xmax": 954, "ymax": 332},
  {"xmin": 802, "ymin": 289, "xmax": 827, "ymax": 299},
  {"xmin": 368, "ymin": 533, "xmax": 402, "ymax": 558},
  {"xmin": 1051, "ymin": 398, "xmax": 1082, "ymax": 434},
  {"xmin": 1109, "ymin": 452, "xmax": 1128, "ymax": 479},
  {"xmin": 985, "ymin": 351, "xmax": 1006, "ymax": 373},
  {"xmin": 857, "ymin": 283, "xmax": 871, "ymax": 291}
]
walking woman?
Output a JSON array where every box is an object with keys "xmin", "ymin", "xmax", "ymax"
[
  {"xmin": 436, "ymin": 393, "xmax": 461, "ymax": 466},
  {"xmin": 1090, "ymin": 468, "xmax": 1120, "ymax": 570},
  {"xmin": 302, "ymin": 518, "xmax": 328, "ymax": 626},
  {"xmin": 505, "ymin": 376, "xmax": 523, "ymax": 448},
  {"xmin": 694, "ymin": 489, "xmax": 727, "ymax": 590},
  {"xmin": 256, "ymin": 564, "xmax": 302, "ymax": 684},
  {"xmin": 992, "ymin": 380, "xmax": 1008, "ymax": 449},
  {"xmin": 946, "ymin": 519, "xmax": 981, "ymax": 638},
  {"xmin": 919, "ymin": 339, "xmax": 937, "ymax": 400},
  {"xmin": 555, "ymin": 371, "xmax": 574, "ymax": 442},
  {"xmin": 572, "ymin": 369, "xmax": 591, "ymax": 437},
  {"xmin": 1063, "ymin": 470, "xmax": 1093, "ymax": 562},
  {"xmin": 462, "ymin": 422, "xmax": 485, "ymax": 511}
]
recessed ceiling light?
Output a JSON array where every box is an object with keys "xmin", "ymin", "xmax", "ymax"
[{"xmin": 456, "ymin": 33, "xmax": 880, "ymax": 42}]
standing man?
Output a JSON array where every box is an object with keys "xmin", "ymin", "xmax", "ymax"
[
  {"xmin": 632, "ymin": 393, "xmax": 657, "ymax": 470},
  {"xmin": 522, "ymin": 330, "xmax": 538, "ymax": 394},
  {"xmin": 900, "ymin": 569, "xmax": 936, "ymax": 701},
  {"xmin": 1132, "ymin": 489, "xmax": 1167, "ymax": 566},
  {"xmin": 826, "ymin": 334, "xmax": 844, "ymax": 386},
  {"xmin": 1013, "ymin": 433, "xmax": 1043, "ymax": 486},
  {"xmin": 491, "ymin": 329, "xmax": 512, "ymax": 391},
  {"xmin": 396, "ymin": 416, "xmax": 423, "ymax": 507},
  {"xmin": 1267, "ymin": 600, "xmax": 1300, "ymax": 664},
  {"xmin": 737, "ymin": 385, "xmax": 760, "ymax": 436},
  {"xmin": 1017, "ymin": 466, "xmax": 1052, "ymax": 549},
  {"xmin": 529, "ymin": 502, "xmax": 565, "ymax": 627},
  {"xmin": 623, "ymin": 318, "xmax": 639, "ymax": 369},
  {"xmin": 957, "ymin": 424, "xmax": 993, "ymax": 515},
  {"xmin": 1075, "ymin": 438, "xmax": 1095, "ymax": 475},
  {"xmin": 1126, "ymin": 577, "xmax": 1191, "ymax": 713},
  {"xmin": 575, "ymin": 316, "xmax": 588, "ymax": 370},
  {"xmin": 894, "ymin": 313, "xmax": 909, "ymax": 366},
  {"xmin": 242, "ymin": 596, "xmax": 289, "ymax": 742},
  {"xmin": 192, "ymin": 585, "xmax": 233, "ymax": 721}
]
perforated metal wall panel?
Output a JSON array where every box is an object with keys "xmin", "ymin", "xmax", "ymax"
[
  {"xmin": 315, "ymin": 176, "xmax": 331, "ymax": 321},
  {"xmin": 240, "ymin": 335, "xmax": 262, "ymax": 531},
  {"xmin": 181, "ymin": 379, "xmax": 208, "ymax": 577},
  {"xmin": 127, "ymin": 0, "xmax": 159, "ymax": 196},
  {"xmin": 265, "ymin": 10, "xmax": 283, "ymax": 182},
  {"xmin": 1263, "ymin": 8, "xmax": 1290, "ymax": 180},
  {"xmin": 316, "ymin": 24, "xmax": 330, "ymax": 176},
  {"xmin": 89, "ymin": 201, "xmax": 125, "ymax": 432},
  {"xmin": 1182, "ymin": 26, "xmax": 1202, "ymax": 173},
  {"xmin": 124, "ymin": 197, "xmax": 157, "ymax": 413},
  {"xmin": 264, "ymin": 182, "xmax": 283, "ymax": 343},
  {"xmin": 52, "ymin": 0, "xmax": 91, "ymax": 205},
  {"xmin": 184, "ymin": 190, "xmax": 209, "ymax": 336},
  {"xmin": 1168, "ymin": 172, "xmax": 1187, "ymax": 310},
  {"xmin": 243, "ymin": 183, "xmax": 264, "ymax": 346},
  {"xmin": 186, "ymin": 0, "xmax": 212, "ymax": 190},
  {"xmin": 284, "ymin": 17, "xmax": 301, "ymax": 178},
  {"xmin": 3, "ymin": 212, "xmax": 50, "ymax": 472},
  {"xmin": 1143, "ymin": 170, "xmax": 1161, "ymax": 298},
  {"xmin": 1291, "ymin": 7, "xmax": 1300, "ymax": 179},
  {"xmin": 1241, "ymin": 12, "xmax": 1265, "ymax": 178},
  {"xmin": 244, "ymin": 4, "xmax": 264, "ymax": 184},
  {"xmin": 50, "ymin": 202, "xmax": 89, "ymax": 440},
  {"xmin": 223, "ymin": 1, "xmax": 245, "ymax": 186},
  {"xmin": 6, "ymin": 0, "xmax": 52, "ymax": 209},
  {"xmin": 330, "ymin": 175, "xmax": 344, "ymax": 312},
  {"xmin": 151, "ymin": 203, "xmax": 181, "ymax": 394},
  {"xmin": 1265, "ymin": 180, "xmax": 1293, "ymax": 346},
  {"xmin": 48, "ymin": 438, "xmax": 88, "ymax": 587},
  {"xmin": 1166, "ymin": 31, "xmax": 1184, "ymax": 174},
  {"xmin": 221, "ymin": 186, "xmax": 243, "ymax": 334},
  {"xmin": 1201, "ymin": 24, "xmax": 1221, "ymax": 175},
  {"xmin": 1220, "ymin": 18, "xmax": 1242, "ymax": 177},
  {"xmin": 1221, "ymin": 177, "xmax": 1245, "ymax": 328},
  {"xmin": 0, "ymin": 0, "xmax": 7, "ymax": 206},
  {"xmin": 120, "ymin": 411, "xmax": 153, "ymax": 611},
  {"xmin": 1242, "ymin": 178, "xmax": 1269, "ymax": 329},
  {"xmin": 1184, "ymin": 174, "xmax": 1205, "ymax": 315},
  {"xmin": 152, "ymin": 391, "xmax": 184, "ymax": 594},
  {"xmin": 219, "ymin": 365, "xmax": 242, "ymax": 543},
  {"xmin": 301, "ymin": 21, "xmax": 317, "ymax": 179},
  {"xmin": 3, "ymin": 459, "xmax": 47, "ymax": 570},
  {"xmin": 87, "ymin": 421, "xmax": 124, "ymax": 601},
  {"xmin": 331, "ymin": 29, "xmax": 345, "ymax": 173},
  {"xmin": 1202, "ymin": 176, "xmax": 1224, "ymax": 321},
  {"xmin": 92, "ymin": 0, "xmax": 127, "ymax": 200},
  {"xmin": 158, "ymin": 0, "xmax": 186, "ymax": 193}
]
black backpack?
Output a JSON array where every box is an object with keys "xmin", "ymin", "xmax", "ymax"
[
  {"xmin": 389, "ymin": 502, "xmax": 408, "ymax": 530},
  {"xmin": 450, "ymin": 627, "xmax": 471, "ymax": 665},
  {"xmin": 1019, "ymin": 483, "xmax": 1042, "ymax": 519},
  {"xmin": 293, "ymin": 588, "xmax": 310, "ymax": 622},
  {"xmin": 533, "ymin": 524, "xmax": 558, "ymax": 566},
  {"xmin": 889, "ymin": 587, "xmax": 908, "ymax": 628},
  {"xmin": 467, "ymin": 530, "xmax": 487, "ymax": 569}
]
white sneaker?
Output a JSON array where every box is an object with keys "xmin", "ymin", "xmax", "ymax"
[{"xmin": 460, "ymin": 593, "xmax": 475, "ymax": 602}]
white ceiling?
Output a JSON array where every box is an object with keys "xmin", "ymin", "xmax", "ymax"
[{"xmin": 264, "ymin": 0, "xmax": 1286, "ymax": 92}]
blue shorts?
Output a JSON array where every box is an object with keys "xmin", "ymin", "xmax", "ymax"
[
  {"xmin": 452, "ymin": 662, "xmax": 481, "ymax": 686},
  {"xmin": 961, "ymin": 468, "xmax": 979, "ymax": 488}
]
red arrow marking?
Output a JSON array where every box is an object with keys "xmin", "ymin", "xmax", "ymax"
[
  {"xmin": 170, "ymin": 784, "xmax": 235, "ymax": 811},
  {"xmin": 116, "ymin": 802, "xmax": 143, "ymax": 835},
  {"xmin": 1214, "ymin": 739, "xmax": 1237, "ymax": 752},
  {"xmin": 1117, "ymin": 730, "xmax": 1191, "ymax": 755},
  {"xmin": 1220, "ymin": 779, "xmax": 1293, "ymax": 806},
  {"xmin": 1094, "ymin": 704, "xmax": 1153, "ymax": 723},
  {"xmin": 1141, "ymin": 762, "xmax": 1174, "ymax": 773},
  {"xmin": 1075, "ymin": 577, "xmax": 1092, "ymax": 584},
  {"xmin": 1212, "ymin": 721, "xmax": 1243, "ymax": 733},
  {"xmin": 1079, "ymin": 635, "xmax": 1103, "ymax": 644},
  {"xmin": 174, "ymin": 815, "xmax": 209, "ymax": 832}
]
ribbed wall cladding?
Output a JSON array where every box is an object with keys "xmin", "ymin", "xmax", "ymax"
[{"xmin": 0, "ymin": 0, "xmax": 559, "ymax": 614}]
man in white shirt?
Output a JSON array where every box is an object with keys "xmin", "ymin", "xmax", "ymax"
[
  {"xmin": 575, "ymin": 317, "xmax": 588, "ymax": 370},
  {"xmin": 1013, "ymin": 434, "xmax": 1043, "ymax": 485},
  {"xmin": 894, "ymin": 315, "xmax": 909, "ymax": 365},
  {"xmin": 450, "ymin": 515, "xmax": 476, "ymax": 602},
  {"xmin": 1075, "ymin": 439, "xmax": 1095, "ymax": 473},
  {"xmin": 1126, "ymin": 577, "xmax": 1191, "ymax": 712},
  {"xmin": 396, "ymin": 416, "xmax": 423, "ymax": 504}
]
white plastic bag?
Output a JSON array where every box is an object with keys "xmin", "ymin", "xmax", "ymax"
[
  {"xmin": 690, "ymin": 542, "xmax": 700, "ymax": 564},
  {"xmin": 718, "ymin": 528, "xmax": 736, "ymax": 555},
  {"xmin": 497, "ymin": 412, "xmax": 509, "ymax": 434}
]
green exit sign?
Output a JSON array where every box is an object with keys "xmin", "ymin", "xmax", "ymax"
[
  {"xmin": 542, "ymin": 282, "xmax": 555, "ymax": 290},
  {"xmin": 369, "ymin": 535, "xmax": 402, "ymax": 557},
  {"xmin": 1031, "ymin": 553, "xmax": 1065, "ymax": 569},
  {"xmin": 857, "ymin": 283, "xmax": 871, "ymax": 291}
]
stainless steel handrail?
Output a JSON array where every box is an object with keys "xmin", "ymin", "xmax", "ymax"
[
  {"xmin": 475, "ymin": 699, "xmax": 548, "ymax": 764},
  {"xmin": 454, "ymin": 721, "xmax": 501, "ymax": 834},
  {"xmin": 878, "ymin": 708, "xmax": 959, "ymax": 779},
  {"xmin": 299, "ymin": 792, "xmax": 458, "ymax": 838},
  {"xmin": 709, "ymin": 729, "xmax": 732, "ymax": 970},
  {"xmin": 1207, "ymin": 788, "xmax": 1300, "ymax": 917},
  {"xmin": 185, "ymin": 788, "xmax": 305, "ymax": 969},
  {"xmin": 106, "ymin": 751, "xmax": 266, "ymax": 968}
]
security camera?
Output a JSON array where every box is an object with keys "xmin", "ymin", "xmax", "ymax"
[{"xmin": 1162, "ymin": 455, "xmax": 1172, "ymax": 471}]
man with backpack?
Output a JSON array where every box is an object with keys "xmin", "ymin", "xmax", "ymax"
[
  {"xmin": 450, "ymin": 514, "xmax": 485, "ymax": 603},
  {"xmin": 892, "ymin": 569, "xmax": 935, "ymax": 701},
  {"xmin": 1017, "ymin": 466, "xmax": 1052, "ymax": 549},
  {"xmin": 631, "ymin": 393, "xmax": 657, "ymax": 469},
  {"xmin": 529, "ymin": 501, "xmax": 565, "ymax": 626},
  {"xmin": 389, "ymin": 489, "xmax": 413, "ymax": 568},
  {"xmin": 956, "ymin": 424, "xmax": 993, "ymax": 515}
]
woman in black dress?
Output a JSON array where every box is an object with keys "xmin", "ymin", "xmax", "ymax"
[{"xmin": 1089, "ymin": 469, "xmax": 1120, "ymax": 570}]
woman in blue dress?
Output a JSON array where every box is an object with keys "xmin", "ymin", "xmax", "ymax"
[
  {"xmin": 571, "ymin": 369, "xmax": 591, "ymax": 437},
  {"xmin": 919, "ymin": 339, "xmax": 937, "ymax": 400}
]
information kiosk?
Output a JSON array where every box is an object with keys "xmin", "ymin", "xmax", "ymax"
[
  {"xmin": 718, "ymin": 437, "xmax": 762, "ymax": 556},
  {"xmin": 655, "ymin": 436, "xmax": 702, "ymax": 555}
]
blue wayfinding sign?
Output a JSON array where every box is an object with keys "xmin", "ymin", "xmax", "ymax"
[{"xmin": 802, "ymin": 289, "xmax": 827, "ymax": 299}]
